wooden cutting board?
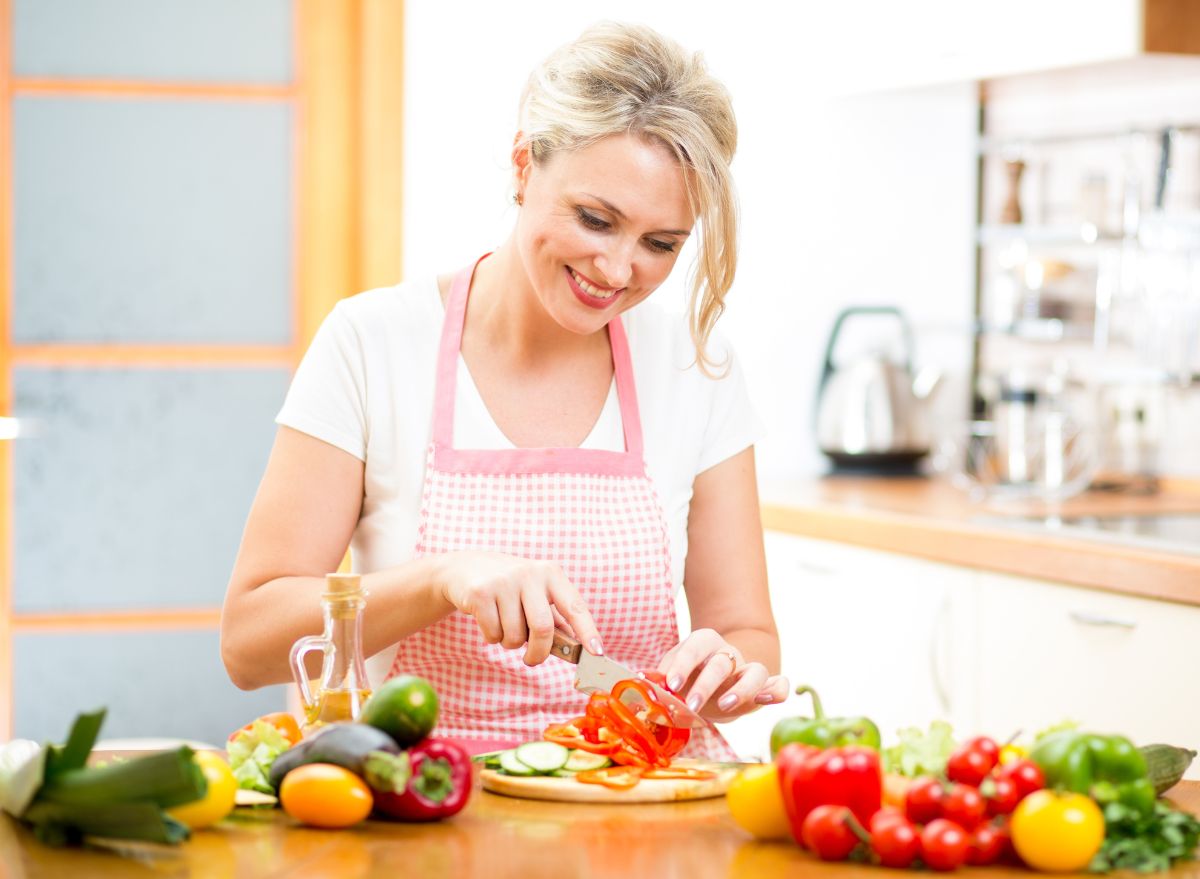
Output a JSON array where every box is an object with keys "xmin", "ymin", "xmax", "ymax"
[{"xmin": 479, "ymin": 761, "xmax": 739, "ymax": 804}]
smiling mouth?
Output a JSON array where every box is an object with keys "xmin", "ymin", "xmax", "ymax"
[{"xmin": 568, "ymin": 266, "xmax": 622, "ymax": 300}]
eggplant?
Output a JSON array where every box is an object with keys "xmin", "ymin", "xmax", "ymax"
[{"xmin": 267, "ymin": 723, "xmax": 405, "ymax": 791}]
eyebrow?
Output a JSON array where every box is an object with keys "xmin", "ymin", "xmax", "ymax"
[{"xmin": 581, "ymin": 193, "xmax": 691, "ymax": 237}]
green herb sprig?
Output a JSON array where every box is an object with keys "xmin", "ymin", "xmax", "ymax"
[{"xmin": 1090, "ymin": 800, "xmax": 1200, "ymax": 873}]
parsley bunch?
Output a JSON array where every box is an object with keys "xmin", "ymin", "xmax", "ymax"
[{"xmin": 1091, "ymin": 800, "xmax": 1200, "ymax": 873}]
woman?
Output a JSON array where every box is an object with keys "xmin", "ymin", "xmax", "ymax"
[{"xmin": 221, "ymin": 22, "xmax": 787, "ymax": 758}]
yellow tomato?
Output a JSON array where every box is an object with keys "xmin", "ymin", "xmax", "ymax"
[
  {"xmin": 167, "ymin": 750, "xmax": 238, "ymax": 830},
  {"xmin": 998, "ymin": 743, "xmax": 1028, "ymax": 765},
  {"xmin": 1011, "ymin": 789, "xmax": 1104, "ymax": 872},
  {"xmin": 726, "ymin": 764, "xmax": 791, "ymax": 840},
  {"xmin": 280, "ymin": 764, "xmax": 373, "ymax": 829}
]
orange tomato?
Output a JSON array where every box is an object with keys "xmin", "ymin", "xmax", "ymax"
[
  {"xmin": 280, "ymin": 764, "xmax": 373, "ymax": 829},
  {"xmin": 229, "ymin": 711, "xmax": 303, "ymax": 746}
]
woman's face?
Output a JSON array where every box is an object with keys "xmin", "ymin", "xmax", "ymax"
[{"xmin": 513, "ymin": 132, "xmax": 695, "ymax": 336}]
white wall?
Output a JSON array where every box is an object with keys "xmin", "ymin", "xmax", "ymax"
[{"xmin": 403, "ymin": 2, "xmax": 979, "ymax": 484}]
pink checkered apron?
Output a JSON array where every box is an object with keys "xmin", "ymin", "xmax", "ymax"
[{"xmin": 388, "ymin": 258, "xmax": 735, "ymax": 760}]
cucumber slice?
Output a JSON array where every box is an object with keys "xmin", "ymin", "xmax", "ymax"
[
  {"xmin": 514, "ymin": 741, "xmax": 570, "ymax": 773},
  {"xmin": 550, "ymin": 768, "xmax": 578, "ymax": 778},
  {"xmin": 564, "ymin": 750, "xmax": 612, "ymax": 772},
  {"xmin": 498, "ymin": 749, "xmax": 537, "ymax": 776}
]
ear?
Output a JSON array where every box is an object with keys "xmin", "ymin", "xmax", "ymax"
[{"xmin": 511, "ymin": 132, "xmax": 533, "ymax": 192}]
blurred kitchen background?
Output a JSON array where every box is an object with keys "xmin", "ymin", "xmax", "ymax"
[{"xmin": 2, "ymin": 1, "xmax": 1199, "ymax": 749}]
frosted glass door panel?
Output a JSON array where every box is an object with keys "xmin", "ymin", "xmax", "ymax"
[
  {"xmin": 13, "ymin": 0, "xmax": 293, "ymax": 83},
  {"xmin": 13, "ymin": 96, "xmax": 293, "ymax": 343},
  {"xmin": 14, "ymin": 630, "xmax": 288, "ymax": 745},
  {"xmin": 13, "ymin": 367, "xmax": 288, "ymax": 612}
]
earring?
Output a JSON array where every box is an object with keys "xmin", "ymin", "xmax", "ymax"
[{"xmin": 513, "ymin": 192, "xmax": 524, "ymax": 206}]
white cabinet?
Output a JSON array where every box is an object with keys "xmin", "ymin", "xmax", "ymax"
[
  {"xmin": 974, "ymin": 571, "xmax": 1200, "ymax": 779},
  {"xmin": 721, "ymin": 532, "xmax": 977, "ymax": 760},
  {"xmin": 744, "ymin": 530, "xmax": 1200, "ymax": 780}
]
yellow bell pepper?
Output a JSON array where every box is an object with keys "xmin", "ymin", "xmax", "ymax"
[{"xmin": 726, "ymin": 764, "xmax": 790, "ymax": 840}]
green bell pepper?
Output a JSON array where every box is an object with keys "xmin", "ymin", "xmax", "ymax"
[
  {"xmin": 769, "ymin": 686, "xmax": 881, "ymax": 757},
  {"xmin": 1030, "ymin": 730, "xmax": 1157, "ymax": 814}
]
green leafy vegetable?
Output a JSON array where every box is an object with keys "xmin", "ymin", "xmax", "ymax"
[
  {"xmin": 227, "ymin": 719, "xmax": 292, "ymax": 795},
  {"xmin": 882, "ymin": 720, "xmax": 956, "ymax": 778},
  {"xmin": 1090, "ymin": 800, "xmax": 1200, "ymax": 873},
  {"xmin": 0, "ymin": 709, "xmax": 206, "ymax": 847}
]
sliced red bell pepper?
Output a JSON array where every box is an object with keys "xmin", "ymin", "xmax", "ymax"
[
  {"xmin": 642, "ymin": 767, "xmax": 717, "ymax": 780},
  {"xmin": 576, "ymin": 766, "xmax": 644, "ymax": 790},
  {"xmin": 776, "ymin": 743, "xmax": 882, "ymax": 847},
  {"xmin": 543, "ymin": 722, "xmax": 620, "ymax": 755},
  {"xmin": 602, "ymin": 695, "xmax": 667, "ymax": 767}
]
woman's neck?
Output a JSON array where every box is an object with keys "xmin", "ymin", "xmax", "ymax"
[{"xmin": 465, "ymin": 242, "xmax": 602, "ymax": 368}]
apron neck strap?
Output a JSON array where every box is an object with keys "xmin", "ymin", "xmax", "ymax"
[{"xmin": 432, "ymin": 256, "xmax": 645, "ymax": 459}]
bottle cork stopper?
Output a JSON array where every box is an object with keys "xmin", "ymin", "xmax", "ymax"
[{"xmin": 324, "ymin": 572, "xmax": 362, "ymax": 597}]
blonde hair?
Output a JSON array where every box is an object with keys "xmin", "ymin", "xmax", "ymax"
[{"xmin": 518, "ymin": 21, "xmax": 738, "ymax": 375}]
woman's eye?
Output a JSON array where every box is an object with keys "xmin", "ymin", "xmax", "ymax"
[
  {"xmin": 577, "ymin": 209, "xmax": 609, "ymax": 230},
  {"xmin": 647, "ymin": 239, "xmax": 676, "ymax": 254}
]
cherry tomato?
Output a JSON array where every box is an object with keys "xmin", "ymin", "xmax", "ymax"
[
  {"xmin": 869, "ymin": 808, "xmax": 921, "ymax": 868},
  {"xmin": 946, "ymin": 736, "xmax": 999, "ymax": 787},
  {"xmin": 983, "ymin": 774, "xmax": 1021, "ymax": 816},
  {"xmin": 967, "ymin": 821, "xmax": 1012, "ymax": 865},
  {"xmin": 801, "ymin": 804, "xmax": 860, "ymax": 861},
  {"xmin": 941, "ymin": 783, "xmax": 987, "ymax": 829},
  {"xmin": 921, "ymin": 818, "xmax": 970, "ymax": 871},
  {"xmin": 904, "ymin": 776, "xmax": 945, "ymax": 825},
  {"xmin": 995, "ymin": 758, "xmax": 1045, "ymax": 799},
  {"xmin": 280, "ymin": 763, "xmax": 373, "ymax": 829}
]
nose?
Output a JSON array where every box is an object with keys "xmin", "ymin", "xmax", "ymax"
[{"xmin": 593, "ymin": 238, "xmax": 635, "ymax": 289}]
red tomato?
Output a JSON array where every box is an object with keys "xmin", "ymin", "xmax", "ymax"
[
  {"xmin": 967, "ymin": 821, "xmax": 1012, "ymax": 866},
  {"xmin": 942, "ymin": 783, "xmax": 987, "ymax": 829},
  {"xmin": 946, "ymin": 736, "xmax": 999, "ymax": 787},
  {"xmin": 869, "ymin": 809, "xmax": 921, "ymax": 868},
  {"xmin": 996, "ymin": 758, "xmax": 1045, "ymax": 799},
  {"xmin": 984, "ymin": 774, "xmax": 1021, "ymax": 816},
  {"xmin": 921, "ymin": 819, "xmax": 971, "ymax": 871},
  {"xmin": 905, "ymin": 776, "xmax": 945, "ymax": 825},
  {"xmin": 801, "ymin": 805, "xmax": 861, "ymax": 861}
]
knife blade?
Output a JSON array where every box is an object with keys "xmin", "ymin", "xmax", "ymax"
[{"xmin": 550, "ymin": 628, "xmax": 707, "ymax": 730}]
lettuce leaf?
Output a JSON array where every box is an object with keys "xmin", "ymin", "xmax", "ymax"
[
  {"xmin": 226, "ymin": 720, "xmax": 291, "ymax": 794},
  {"xmin": 882, "ymin": 721, "xmax": 957, "ymax": 777}
]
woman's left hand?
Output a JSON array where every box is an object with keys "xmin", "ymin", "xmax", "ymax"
[{"xmin": 656, "ymin": 628, "xmax": 789, "ymax": 722}]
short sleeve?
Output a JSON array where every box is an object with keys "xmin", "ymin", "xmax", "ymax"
[
  {"xmin": 275, "ymin": 303, "xmax": 368, "ymax": 461},
  {"xmin": 694, "ymin": 337, "xmax": 766, "ymax": 474}
]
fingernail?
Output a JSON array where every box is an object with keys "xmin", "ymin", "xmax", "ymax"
[
  {"xmin": 718, "ymin": 693, "xmax": 738, "ymax": 711},
  {"xmin": 668, "ymin": 674, "xmax": 683, "ymax": 692},
  {"xmin": 755, "ymin": 692, "xmax": 774, "ymax": 704},
  {"xmin": 686, "ymin": 694, "xmax": 702, "ymax": 713},
  {"xmin": 589, "ymin": 638, "xmax": 604, "ymax": 656}
]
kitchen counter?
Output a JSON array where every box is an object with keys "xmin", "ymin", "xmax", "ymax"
[
  {"xmin": 761, "ymin": 476, "xmax": 1200, "ymax": 607},
  {"xmin": 4, "ymin": 780, "xmax": 1199, "ymax": 879}
]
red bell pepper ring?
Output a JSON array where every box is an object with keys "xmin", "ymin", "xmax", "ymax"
[
  {"xmin": 642, "ymin": 766, "xmax": 717, "ymax": 780},
  {"xmin": 601, "ymin": 695, "xmax": 667, "ymax": 767},
  {"xmin": 576, "ymin": 766, "xmax": 644, "ymax": 790},
  {"xmin": 776, "ymin": 743, "xmax": 882, "ymax": 847},
  {"xmin": 543, "ymin": 722, "xmax": 620, "ymax": 755},
  {"xmin": 371, "ymin": 738, "xmax": 472, "ymax": 822}
]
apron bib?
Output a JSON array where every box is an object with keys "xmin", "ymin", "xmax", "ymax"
[{"xmin": 389, "ymin": 257, "xmax": 734, "ymax": 760}]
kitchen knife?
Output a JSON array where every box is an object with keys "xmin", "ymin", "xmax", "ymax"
[{"xmin": 550, "ymin": 628, "xmax": 707, "ymax": 729}]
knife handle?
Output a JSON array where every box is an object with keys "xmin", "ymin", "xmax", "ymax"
[{"xmin": 551, "ymin": 628, "xmax": 583, "ymax": 663}]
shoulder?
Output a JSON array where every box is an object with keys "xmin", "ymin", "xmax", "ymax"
[
  {"xmin": 328, "ymin": 276, "xmax": 442, "ymax": 339},
  {"xmin": 622, "ymin": 300, "xmax": 738, "ymax": 382}
]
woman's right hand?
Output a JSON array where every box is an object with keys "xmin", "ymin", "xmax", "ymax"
[{"xmin": 433, "ymin": 551, "xmax": 603, "ymax": 666}]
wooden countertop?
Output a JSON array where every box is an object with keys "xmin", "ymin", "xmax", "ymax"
[
  {"xmin": 4, "ymin": 780, "xmax": 1199, "ymax": 879},
  {"xmin": 760, "ymin": 476, "xmax": 1200, "ymax": 607}
]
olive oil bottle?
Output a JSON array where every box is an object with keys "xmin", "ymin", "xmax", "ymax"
[{"xmin": 291, "ymin": 573, "xmax": 372, "ymax": 736}]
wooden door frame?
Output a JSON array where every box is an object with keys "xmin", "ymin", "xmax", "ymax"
[{"xmin": 0, "ymin": 0, "xmax": 404, "ymax": 738}]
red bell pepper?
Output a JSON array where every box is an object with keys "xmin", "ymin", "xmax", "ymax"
[
  {"xmin": 371, "ymin": 738, "xmax": 472, "ymax": 822},
  {"xmin": 776, "ymin": 743, "xmax": 882, "ymax": 846}
]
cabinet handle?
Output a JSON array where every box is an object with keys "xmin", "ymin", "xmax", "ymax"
[
  {"xmin": 1069, "ymin": 611, "xmax": 1138, "ymax": 630},
  {"xmin": 929, "ymin": 596, "xmax": 952, "ymax": 716}
]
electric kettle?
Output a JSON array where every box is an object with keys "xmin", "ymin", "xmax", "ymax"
[{"xmin": 814, "ymin": 306, "xmax": 940, "ymax": 472}]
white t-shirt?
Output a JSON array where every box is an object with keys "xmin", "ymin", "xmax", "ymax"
[{"xmin": 276, "ymin": 276, "xmax": 764, "ymax": 598}]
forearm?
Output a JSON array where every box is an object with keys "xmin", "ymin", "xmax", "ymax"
[
  {"xmin": 221, "ymin": 555, "xmax": 453, "ymax": 690},
  {"xmin": 718, "ymin": 624, "xmax": 781, "ymax": 676}
]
